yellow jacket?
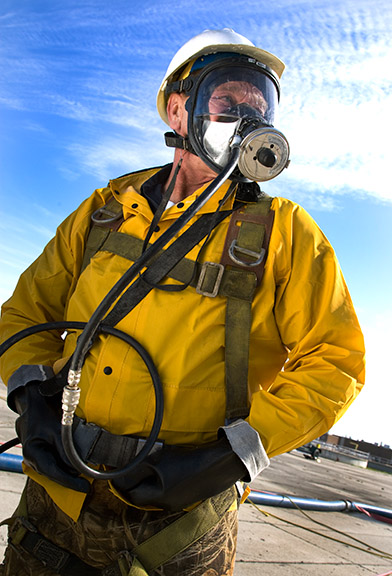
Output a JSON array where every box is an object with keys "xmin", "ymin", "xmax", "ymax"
[{"xmin": 0, "ymin": 168, "xmax": 365, "ymax": 520}]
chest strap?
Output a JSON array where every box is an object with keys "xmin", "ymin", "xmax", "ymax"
[
  {"xmin": 101, "ymin": 207, "xmax": 236, "ymax": 327},
  {"xmin": 90, "ymin": 231, "xmax": 258, "ymax": 303},
  {"xmin": 80, "ymin": 194, "xmax": 273, "ymax": 422}
]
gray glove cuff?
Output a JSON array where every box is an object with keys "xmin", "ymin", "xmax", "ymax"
[
  {"xmin": 219, "ymin": 419, "xmax": 269, "ymax": 482},
  {"xmin": 7, "ymin": 365, "xmax": 54, "ymax": 412}
]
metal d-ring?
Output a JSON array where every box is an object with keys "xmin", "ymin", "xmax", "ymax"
[
  {"xmin": 91, "ymin": 205, "xmax": 123, "ymax": 225},
  {"xmin": 228, "ymin": 239, "xmax": 266, "ymax": 267}
]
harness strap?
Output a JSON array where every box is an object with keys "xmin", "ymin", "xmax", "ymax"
[
  {"xmin": 221, "ymin": 196, "xmax": 275, "ymax": 282},
  {"xmin": 16, "ymin": 528, "xmax": 102, "ymax": 575},
  {"xmin": 98, "ymin": 232, "xmax": 258, "ymax": 301},
  {"xmin": 81, "ymin": 197, "xmax": 124, "ymax": 274},
  {"xmin": 7, "ymin": 483, "xmax": 236, "ymax": 576},
  {"xmin": 131, "ymin": 485, "xmax": 237, "ymax": 573},
  {"xmin": 82, "ymin": 193, "xmax": 273, "ymax": 422},
  {"xmin": 102, "ymin": 208, "xmax": 234, "ymax": 328},
  {"xmin": 5, "ymin": 486, "xmax": 106, "ymax": 575},
  {"xmin": 72, "ymin": 416, "xmax": 163, "ymax": 468},
  {"xmin": 221, "ymin": 196, "xmax": 274, "ymax": 421}
]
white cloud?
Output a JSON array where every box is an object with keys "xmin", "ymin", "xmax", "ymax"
[
  {"xmin": 274, "ymin": 7, "xmax": 392, "ymax": 206},
  {"xmin": 68, "ymin": 136, "xmax": 172, "ymax": 181},
  {"xmin": 1, "ymin": 0, "xmax": 391, "ymax": 209},
  {"xmin": 1, "ymin": 0, "xmax": 391, "ymax": 449},
  {"xmin": 331, "ymin": 309, "xmax": 392, "ymax": 446}
]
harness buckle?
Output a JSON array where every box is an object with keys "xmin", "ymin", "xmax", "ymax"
[
  {"xmin": 101, "ymin": 550, "xmax": 135, "ymax": 576},
  {"xmin": 228, "ymin": 240, "xmax": 266, "ymax": 267},
  {"xmin": 12, "ymin": 518, "xmax": 71, "ymax": 572},
  {"xmin": 135, "ymin": 438, "xmax": 164, "ymax": 456},
  {"xmin": 10, "ymin": 516, "xmax": 37, "ymax": 547},
  {"xmin": 19, "ymin": 516, "xmax": 38, "ymax": 534},
  {"xmin": 196, "ymin": 262, "xmax": 225, "ymax": 298}
]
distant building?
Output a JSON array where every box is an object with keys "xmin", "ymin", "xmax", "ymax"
[{"xmin": 319, "ymin": 433, "xmax": 392, "ymax": 472}]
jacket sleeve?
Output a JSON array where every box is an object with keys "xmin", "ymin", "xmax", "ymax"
[
  {"xmin": 0, "ymin": 189, "xmax": 108, "ymax": 390},
  {"xmin": 248, "ymin": 200, "xmax": 366, "ymax": 457}
]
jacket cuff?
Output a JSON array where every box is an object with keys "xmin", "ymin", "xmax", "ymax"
[
  {"xmin": 219, "ymin": 419, "xmax": 269, "ymax": 482},
  {"xmin": 7, "ymin": 365, "xmax": 54, "ymax": 412}
]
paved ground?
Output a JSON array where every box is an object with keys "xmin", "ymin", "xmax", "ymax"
[
  {"xmin": 236, "ymin": 454, "xmax": 392, "ymax": 575},
  {"xmin": 1, "ymin": 383, "xmax": 392, "ymax": 574}
]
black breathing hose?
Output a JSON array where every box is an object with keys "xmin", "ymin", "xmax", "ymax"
[
  {"xmin": 60, "ymin": 143, "xmax": 241, "ymax": 479},
  {"xmin": 67, "ymin": 144, "xmax": 241, "ymax": 376},
  {"xmin": 0, "ymin": 321, "xmax": 164, "ymax": 478},
  {"xmin": 0, "ymin": 143, "xmax": 241, "ymax": 480},
  {"xmin": 61, "ymin": 324, "xmax": 164, "ymax": 479}
]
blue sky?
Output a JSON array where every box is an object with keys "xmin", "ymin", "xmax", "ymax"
[{"xmin": 1, "ymin": 0, "xmax": 392, "ymax": 446}]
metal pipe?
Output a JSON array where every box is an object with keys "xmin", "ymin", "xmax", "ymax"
[
  {"xmin": 248, "ymin": 490, "xmax": 392, "ymax": 520},
  {"xmin": 2, "ymin": 457, "xmax": 392, "ymax": 523},
  {"xmin": 249, "ymin": 490, "xmax": 349, "ymax": 511},
  {"xmin": 0, "ymin": 453, "xmax": 23, "ymax": 473}
]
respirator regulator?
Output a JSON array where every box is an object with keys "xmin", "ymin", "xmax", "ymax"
[{"xmin": 184, "ymin": 54, "xmax": 290, "ymax": 182}]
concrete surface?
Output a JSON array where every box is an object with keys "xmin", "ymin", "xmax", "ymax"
[
  {"xmin": 1, "ymin": 383, "xmax": 392, "ymax": 574},
  {"xmin": 236, "ymin": 455, "xmax": 392, "ymax": 575}
]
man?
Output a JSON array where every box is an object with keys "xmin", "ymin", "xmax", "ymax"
[{"xmin": 0, "ymin": 28, "xmax": 365, "ymax": 575}]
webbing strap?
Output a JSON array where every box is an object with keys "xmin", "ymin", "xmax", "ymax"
[
  {"xmin": 6, "ymin": 484, "xmax": 235, "ymax": 576},
  {"xmin": 225, "ymin": 297, "xmax": 253, "ymax": 421},
  {"xmin": 102, "ymin": 209, "xmax": 233, "ymax": 328},
  {"xmin": 221, "ymin": 196, "xmax": 274, "ymax": 282},
  {"xmin": 221, "ymin": 196, "xmax": 274, "ymax": 421},
  {"xmin": 72, "ymin": 416, "xmax": 163, "ymax": 468},
  {"xmin": 82, "ymin": 195, "xmax": 273, "ymax": 422},
  {"xmin": 132, "ymin": 485, "xmax": 237, "ymax": 573},
  {"xmin": 126, "ymin": 558, "xmax": 148, "ymax": 576},
  {"xmin": 81, "ymin": 226, "xmax": 112, "ymax": 274},
  {"xmin": 81, "ymin": 197, "xmax": 124, "ymax": 274},
  {"xmin": 99, "ymin": 232, "xmax": 257, "ymax": 302},
  {"xmin": 7, "ymin": 487, "xmax": 103, "ymax": 576},
  {"xmin": 19, "ymin": 530, "xmax": 100, "ymax": 575}
]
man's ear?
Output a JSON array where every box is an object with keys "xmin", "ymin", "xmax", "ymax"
[{"xmin": 167, "ymin": 93, "xmax": 188, "ymax": 135}]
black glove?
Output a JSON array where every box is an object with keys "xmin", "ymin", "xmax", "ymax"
[
  {"xmin": 111, "ymin": 436, "xmax": 247, "ymax": 511},
  {"xmin": 14, "ymin": 381, "xmax": 90, "ymax": 493}
]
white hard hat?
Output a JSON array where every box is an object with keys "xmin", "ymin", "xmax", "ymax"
[{"xmin": 157, "ymin": 28, "xmax": 285, "ymax": 125}]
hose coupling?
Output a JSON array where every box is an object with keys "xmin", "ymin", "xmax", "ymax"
[
  {"xmin": 67, "ymin": 368, "xmax": 82, "ymax": 389},
  {"xmin": 62, "ymin": 369, "xmax": 82, "ymax": 426}
]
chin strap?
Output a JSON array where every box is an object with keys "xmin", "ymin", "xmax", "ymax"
[{"xmin": 164, "ymin": 131, "xmax": 197, "ymax": 156}]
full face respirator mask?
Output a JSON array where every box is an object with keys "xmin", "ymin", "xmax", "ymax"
[{"xmin": 167, "ymin": 53, "xmax": 290, "ymax": 182}]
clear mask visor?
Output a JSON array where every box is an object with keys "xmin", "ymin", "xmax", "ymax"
[{"xmin": 190, "ymin": 63, "xmax": 279, "ymax": 169}]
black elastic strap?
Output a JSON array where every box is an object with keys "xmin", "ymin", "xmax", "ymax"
[
  {"xmin": 164, "ymin": 131, "xmax": 196, "ymax": 155},
  {"xmin": 71, "ymin": 417, "xmax": 162, "ymax": 468}
]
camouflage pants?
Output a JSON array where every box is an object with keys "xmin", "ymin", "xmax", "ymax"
[{"xmin": 0, "ymin": 478, "xmax": 238, "ymax": 576}]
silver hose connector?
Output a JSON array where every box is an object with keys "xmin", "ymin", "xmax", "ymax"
[{"xmin": 62, "ymin": 369, "xmax": 82, "ymax": 426}]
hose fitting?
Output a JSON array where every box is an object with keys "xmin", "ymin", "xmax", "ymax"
[{"xmin": 61, "ymin": 382, "xmax": 81, "ymax": 426}]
